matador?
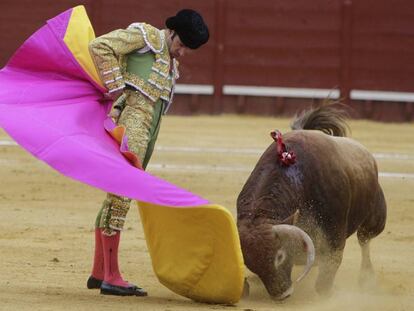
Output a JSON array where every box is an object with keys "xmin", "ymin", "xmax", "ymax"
[{"xmin": 86, "ymin": 9, "xmax": 209, "ymax": 296}]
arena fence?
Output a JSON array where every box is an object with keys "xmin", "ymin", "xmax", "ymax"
[{"xmin": 1, "ymin": 0, "xmax": 413, "ymax": 121}]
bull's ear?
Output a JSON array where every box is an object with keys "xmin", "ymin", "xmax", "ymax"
[{"xmin": 281, "ymin": 209, "xmax": 299, "ymax": 225}]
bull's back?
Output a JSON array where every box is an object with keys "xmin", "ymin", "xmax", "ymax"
[
  {"xmin": 284, "ymin": 130, "xmax": 381, "ymax": 239},
  {"xmin": 285, "ymin": 130, "xmax": 377, "ymax": 179}
]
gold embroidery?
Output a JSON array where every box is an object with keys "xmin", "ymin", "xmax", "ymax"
[
  {"xmin": 127, "ymin": 23, "xmax": 164, "ymax": 53},
  {"xmin": 122, "ymin": 36, "xmax": 174, "ymax": 102},
  {"xmin": 124, "ymin": 72, "xmax": 161, "ymax": 102},
  {"xmin": 117, "ymin": 90, "xmax": 155, "ymax": 158},
  {"xmin": 99, "ymin": 193, "xmax": 132, "ymax": 235},
  {"xmin": 89, "ymin": 28, "xmax": 147, "ymax": 92},
  {"xmin": 89, "ymin": 25, "xmax": 177, "ymax": 100}
]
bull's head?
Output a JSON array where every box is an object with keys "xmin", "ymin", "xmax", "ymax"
[{"xmin": 240, "ymin": 211, "xmax": 315, "ymax": 300}]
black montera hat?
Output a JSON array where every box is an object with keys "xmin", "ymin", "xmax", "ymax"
[{"xmin": 165, "ymin": 9, "xmax": 209, "ymax": 49}]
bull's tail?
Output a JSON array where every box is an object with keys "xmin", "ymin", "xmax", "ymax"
[{"xmin": 290, "ymin": 102, "xmax": 350, "ymax": 137}]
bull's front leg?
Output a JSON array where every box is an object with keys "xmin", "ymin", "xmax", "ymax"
[
  {"xmin": 315, "ymin": 248, "xmax": 343, "ymax": 295},
  {"xmin": 357, "ymin": 239, "xmax": 376, "ymax": 289},
  {"xmin": 242, "ymin": 278, "xmax": 250, "ymax": 298}
]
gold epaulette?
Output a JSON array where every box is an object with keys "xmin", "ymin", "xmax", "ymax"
[{"xmin": 127, "ymin": 23, "xmax": 164, "ymax": 53}]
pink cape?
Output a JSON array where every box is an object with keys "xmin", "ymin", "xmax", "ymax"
[{"xmin": 0, "ymin": 8, "xmax": 208, "ymax": 207}]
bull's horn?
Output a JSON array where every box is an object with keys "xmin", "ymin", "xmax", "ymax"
[{"xmin": 272, "ymin": 224, "xmax": 316, "ymax": 282}]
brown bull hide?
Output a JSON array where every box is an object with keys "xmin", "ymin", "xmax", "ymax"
[{"xmin": 237, "ymin": 106, "xmax": 386, "ymax": 300}]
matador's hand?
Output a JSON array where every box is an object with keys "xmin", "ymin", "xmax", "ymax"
[
  {"xmin": 108, "ymin": 93, "xmax": 126, "ymax": 122},
  {"xmin": 108, "ymin": 108, "xmax": 121, "ymax": 121}
]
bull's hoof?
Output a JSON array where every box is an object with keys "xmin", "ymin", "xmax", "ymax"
[
  {"xmin": 242, "ymin": 278, "xmax": 250, "ymax": 298},
  {"xmin": 358, "ymin": 269, "xmax": 377, "ymax": 291},
  {"xmin": 315, "ymin": 282, "xmax": 333, "ymax": 297}
]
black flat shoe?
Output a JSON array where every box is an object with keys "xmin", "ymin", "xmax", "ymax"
[
  {"xmin": 87, "ymin": 276, "xmax": 103, "ymax": 289},
  {"xmin": 100, "ymin": 281, "xmax": 148, "ymax": 296}
]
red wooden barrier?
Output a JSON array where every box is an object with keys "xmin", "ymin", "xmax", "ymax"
[{"xmin": 1, "ymin": 1, "xmax": 413, "ymax": 121}]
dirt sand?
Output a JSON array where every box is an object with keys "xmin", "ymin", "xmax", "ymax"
[{"xmin": 0, "ymin": 115, "xmax": 413, "ymax": 311}]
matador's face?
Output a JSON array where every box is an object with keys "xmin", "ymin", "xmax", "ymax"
[{"xmin": 168, "ymin": 32, "xmax": 190, "ymax": 59}]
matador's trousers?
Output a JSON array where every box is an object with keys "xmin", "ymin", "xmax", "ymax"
[{"xmin": 95, "ymin": 89, "xmax": 163, "ymax": 236}]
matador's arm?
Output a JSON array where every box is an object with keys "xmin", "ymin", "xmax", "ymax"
[
  {"xmin": 89, "ymin": 23, "xmax": 164, "ymax": 93},
  {"xmin": 89, "ymin": 27, "xmax": 147, "ymax": 94}
]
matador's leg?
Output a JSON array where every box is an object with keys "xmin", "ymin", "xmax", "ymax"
[
  {"xmin": 89, "ymin": 90, "xmax": 154, "ymax": 295},
  {"xmin": 96, "ymin": 89, "xmax": 154, "ymax": 235}
]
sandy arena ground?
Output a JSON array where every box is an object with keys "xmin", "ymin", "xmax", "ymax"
[{"xmin": 0, "ymin": 115, "xmax": 413, "ymax": 311}]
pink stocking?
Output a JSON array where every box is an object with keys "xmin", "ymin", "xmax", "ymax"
[
  {"xmin": 102, "ymin": 230, "xmax": 130, "ymax": 287},
  {"xmin": 91, "ymin": 228, "xmax": 104, "ymax": 280}
]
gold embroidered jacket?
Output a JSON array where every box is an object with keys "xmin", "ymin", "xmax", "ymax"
[{"xmin": 89, "ymin": 23, "xmax": 179, "ymax": 110}]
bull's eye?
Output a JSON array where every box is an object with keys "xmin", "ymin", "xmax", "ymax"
[{"xmin": 274, "ymin": 249, "xmax": 286, "ymax": 267}]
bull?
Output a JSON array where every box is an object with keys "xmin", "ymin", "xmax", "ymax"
[{"xmin": 237, "ymin": 105, "xmax": 386, "ymax": 300}]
